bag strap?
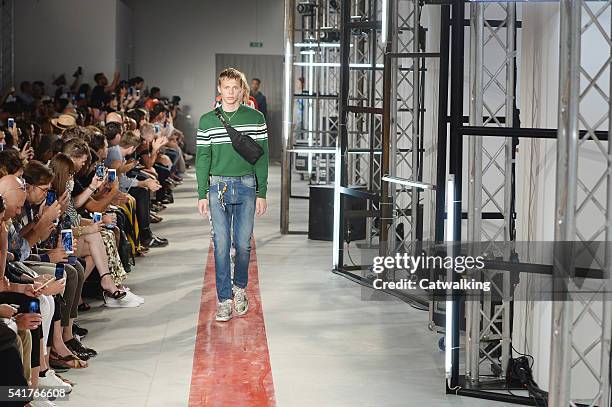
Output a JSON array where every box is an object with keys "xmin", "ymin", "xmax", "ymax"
[{"xmin": 214, "ymin": 107, "xmax": 230, "ymax": 129}]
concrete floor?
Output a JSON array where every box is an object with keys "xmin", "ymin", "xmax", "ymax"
[{"xmin": 59, "ymin": 165, "xmax": 514, "ymax": 407}]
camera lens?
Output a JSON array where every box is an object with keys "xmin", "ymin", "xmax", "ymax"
[{"xmin": 297, "ymin": 3, "xmax": 314, "ymax": 14}]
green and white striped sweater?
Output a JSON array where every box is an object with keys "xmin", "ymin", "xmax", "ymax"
[{"xmin": 195, "ymin": 105, "xmax": 269, "ymax": 199}]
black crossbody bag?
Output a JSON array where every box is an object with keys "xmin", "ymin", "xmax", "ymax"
[{"xmin": 214, "ymin": 107, "xmax": 264, "ymax": 165}]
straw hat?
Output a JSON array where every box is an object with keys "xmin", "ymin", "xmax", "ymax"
[{"xmin": 51, "ymin": 114, "xmax": 77, "ymax": 130}]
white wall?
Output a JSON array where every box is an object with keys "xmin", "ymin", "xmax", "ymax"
[
  {"xmin": 125, "ymin": 0, "xmax": 284, "ymax": 149},
  {"xmin": 116, "ymin": 0, "xmax": 135, "ymax": 79},
  {"xmin": 14, "ymin": 0, "xmax": 118, "ymax": 89},
  {"xmin": 13, "ymin": 0, "xmax": 284, "ymax": 151}
]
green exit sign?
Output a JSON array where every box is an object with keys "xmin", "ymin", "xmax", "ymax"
[{"xmin": 250, "ymin": 41, "xmax": 263, "ymax": 48}]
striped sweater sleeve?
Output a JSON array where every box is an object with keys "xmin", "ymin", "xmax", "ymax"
[
  {"xmin": 254, "ymin": 113, "xmax": 269, "ymax": 198},
  {"xmin": 195, "ymin": 115, "xmax": 212, "ymax": 199}
]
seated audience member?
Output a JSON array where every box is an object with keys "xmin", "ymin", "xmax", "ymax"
[
  {"xmin": 90, "ymin": 72, "xmax": 120, "ymax": 110},
  {"xmin": 0, "ymin": 67, "xmax": 188, "ymax": 402},
  {"xmin": 62, "ymin": 137, "xmax": 141, "ymax": 271},
  {"xmin": 49, "ymin": 154, "xmax": 134, "ymax": 307},
  {"xmin": 90, "ymin": 131, "xmax": 143, "ymax": 255},
  {"xmin": 0, "ymin": 149, "xmax": 25, "ymax": 178},
  {"xmin": 0, "ymin": 175, "xmax": 68, "ymax": 402},
  {"xmin": 0, "ymin": 313, "xmax": 30, "ymax": 407},
  {"xmin": 33, "ymin": 135, "xmax": 58, "ymax": 164},
  {"xmin": 50, "ymin": 114, "xmax": 77, "ymax": 137},
  {"xmin": 52, "ymin": 152, "xmax": 143, "ymax": 306},
  {"xmin": 105, "ymin": 130, "xmax": 168, "ymax": 248},
  {"xmin": 21, "ymin": 161, "xmax": 92, "ymax": 366},
  {"xmin": 135, "ymin": 123, "xmax": 172, "ymax": 204},
  {"xmin": 105, "ymin": 111, "xmax": 124, "ymax": 126},
  {"xmin": 0, "ymin": 191, "xmax": 35, "ymax": 407},
  {"xmin": 104, "ymin": 121, "xmax": 122, "ymax": 147}
]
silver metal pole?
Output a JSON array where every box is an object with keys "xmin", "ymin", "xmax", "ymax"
[
  {"xmin": 281, "ymin": 0, "xmax": 295, "ymax": 234},
  {"xmin": 387, "ymin": 0, "xmax": 399, "ymax": 256},
  {"xmin": 467, "ymin": 1, "xmax": 484, "ymax": 244},
  {"xmin": 504, "ymin": 2, "xmax": 516, "ymax": 244},
  {"xmin": 314, "ymin": 6, "xmax": 322, "ymax": 185},
  {"xmin": 500, "ymin": 2, "xmax": 516, "ymax": 378},
  {"xmin": 465, "ymin": 1, "xmax": 483, "ymax": 383},
  {"xmin": 600, "ymin": 10, "xmax": 612, "ymax": 405},
  {"xmin": 410, "ymin": 1, "xmax": 421, "ymax": 250},
  {"xmin": 548, "ymin": 0, "xmax": 581, "ymax": 405}
]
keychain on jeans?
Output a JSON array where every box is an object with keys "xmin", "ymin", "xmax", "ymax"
[{"xmin": 217, "ymin": 182, "xmax": 228, "ymax": 211}]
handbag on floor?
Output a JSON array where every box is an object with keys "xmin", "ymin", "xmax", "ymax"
[{"xmin": 214, "ymin": 107, "xmax": 264, "ymax": 165}]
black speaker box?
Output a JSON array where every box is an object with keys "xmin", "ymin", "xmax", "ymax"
[{"xmin": 308, "ymin": 185, "xmax": 366, "ymax": 241}]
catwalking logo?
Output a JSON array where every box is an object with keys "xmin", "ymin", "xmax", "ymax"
[{"xmin": 370, "ymin": 253, "xmax": 491, "ymax": 292}]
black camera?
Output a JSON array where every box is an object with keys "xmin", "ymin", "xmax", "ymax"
[
  {"xmin": 171, "ymin": 96, "xmax": 181, "ymax": 106},
  {"xmin": 297, "ymin": 2, "xmax": 315, "ymax": 14}
]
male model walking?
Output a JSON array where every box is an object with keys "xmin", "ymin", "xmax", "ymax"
[{"xmin": 196, "ymin": 68, "xmax": 269, "ymax": 321}]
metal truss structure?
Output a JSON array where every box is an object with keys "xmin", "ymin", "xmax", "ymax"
[
  {"xmin": 281, "ymin": 0, "xmax": 384, "ymax": 236},
  {"xmin": 442, "ymin": 1, "xmax": 612, "ymax": 405},
  {"xmin": 464, "ymin": 0, "xmax": 516, "ymax": 388},
  {"xmin": 549, "ymin": 1, "xmax": 612, "ymax": 405},
  {"xmin": 385, "ymin": 0, "xmax": 425, "ymax": 256},
  {"xmin": 281, "ymin": 0, "xmax": 343, "ymax": 234},
  {"xmin": 330, "ymin": 0, "xmax": 429, "ymax": 276},
  {"xmin": 281, "ymin": 0, "xmax": 612, "ymax": 404}
]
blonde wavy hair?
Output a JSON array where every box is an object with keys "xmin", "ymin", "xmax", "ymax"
[{"xmin": 218, "ymin": 68, "xmax": 250, "ymax": 104}]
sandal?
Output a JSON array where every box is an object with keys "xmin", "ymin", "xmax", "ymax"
[
  {"xmin": 136, "ymin": 245, "xmax": 149, "ymax": 257},
  {"xmin": 78, "ymin": 302, "xmax": 91, "ymax": 312},
  {"xmin": 100, "ymin": 273, "xmax": 127, "ymax": 300},
  {"xmin": 50, "ymin": 350, "xmax": 88, "ymax": 369}
]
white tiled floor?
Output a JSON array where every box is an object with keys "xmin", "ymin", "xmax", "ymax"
[{"xmin": 59, "ymin": 165, "xmax": 514, "ymax": 406}]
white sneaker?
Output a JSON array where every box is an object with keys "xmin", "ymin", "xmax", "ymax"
[
  {"xmin": 38, "ymin": 370, "xmax": 72, "ymax": 393},
  {"xmin": 103, "ymin": 293, "xmax": 141, "ymax": 308},
  {"xmin": 232, "ymin": 286, "xmax": 249, "ymax": 316},
  {"xmin": 215, "ymin": 299, "xmax": 233, "ymax": 322},
  {"xmin": 124, "ymin": 290, "xmax": 145, "ymax": 304},
  {"xmin": 30, "ymin": 399, "xmax": 56, "ymax": 406}
]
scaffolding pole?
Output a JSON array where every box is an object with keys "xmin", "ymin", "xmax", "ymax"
[
  {"xmin": 464, "ymin": 1, "xmax": 517, "ymax": 385},
  {"xmin": 549, "ymin": 0, "xmax": 612, "ymax": 405},
  {"xmin": 281, "ymin": 0, "xmax": 295, "ymax": 234}
]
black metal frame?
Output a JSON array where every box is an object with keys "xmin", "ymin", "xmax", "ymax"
[
  {"xmin": 436, "ymin": 1, "xmax": 536, "ymax": 402},
  {"xmin": 333, "ymin": 0, "xmax": 382, "ymax": 272}
]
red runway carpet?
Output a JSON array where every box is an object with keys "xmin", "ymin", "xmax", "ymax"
[{"xmin": 188, "ymin": 241, "xmax": 276, "ymax": 407}]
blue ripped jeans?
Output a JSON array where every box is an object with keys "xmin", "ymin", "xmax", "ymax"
[{"xmin": 209, "ymin": 174, "xmax": 256, "ymax": 301}]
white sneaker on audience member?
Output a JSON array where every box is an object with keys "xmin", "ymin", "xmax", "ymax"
[
  {"xmin": 124, "ymin": 290, "xmax": 145, "ymax": 304},
  {"xmin": 38, "ymin": 370, "xmax": 72, "ymax": 393},
  {"xmin": 103, "ymin": 293, "xmax": 141, "ymax": 308},
  {"xmin": 30, "ymin": 399, "xmax": 56, "ymax": 406}
]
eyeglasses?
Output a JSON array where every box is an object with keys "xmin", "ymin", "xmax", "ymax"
[{"xmin": 33, "ymin": 185, "xmax": 50, "ymax": 193}]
